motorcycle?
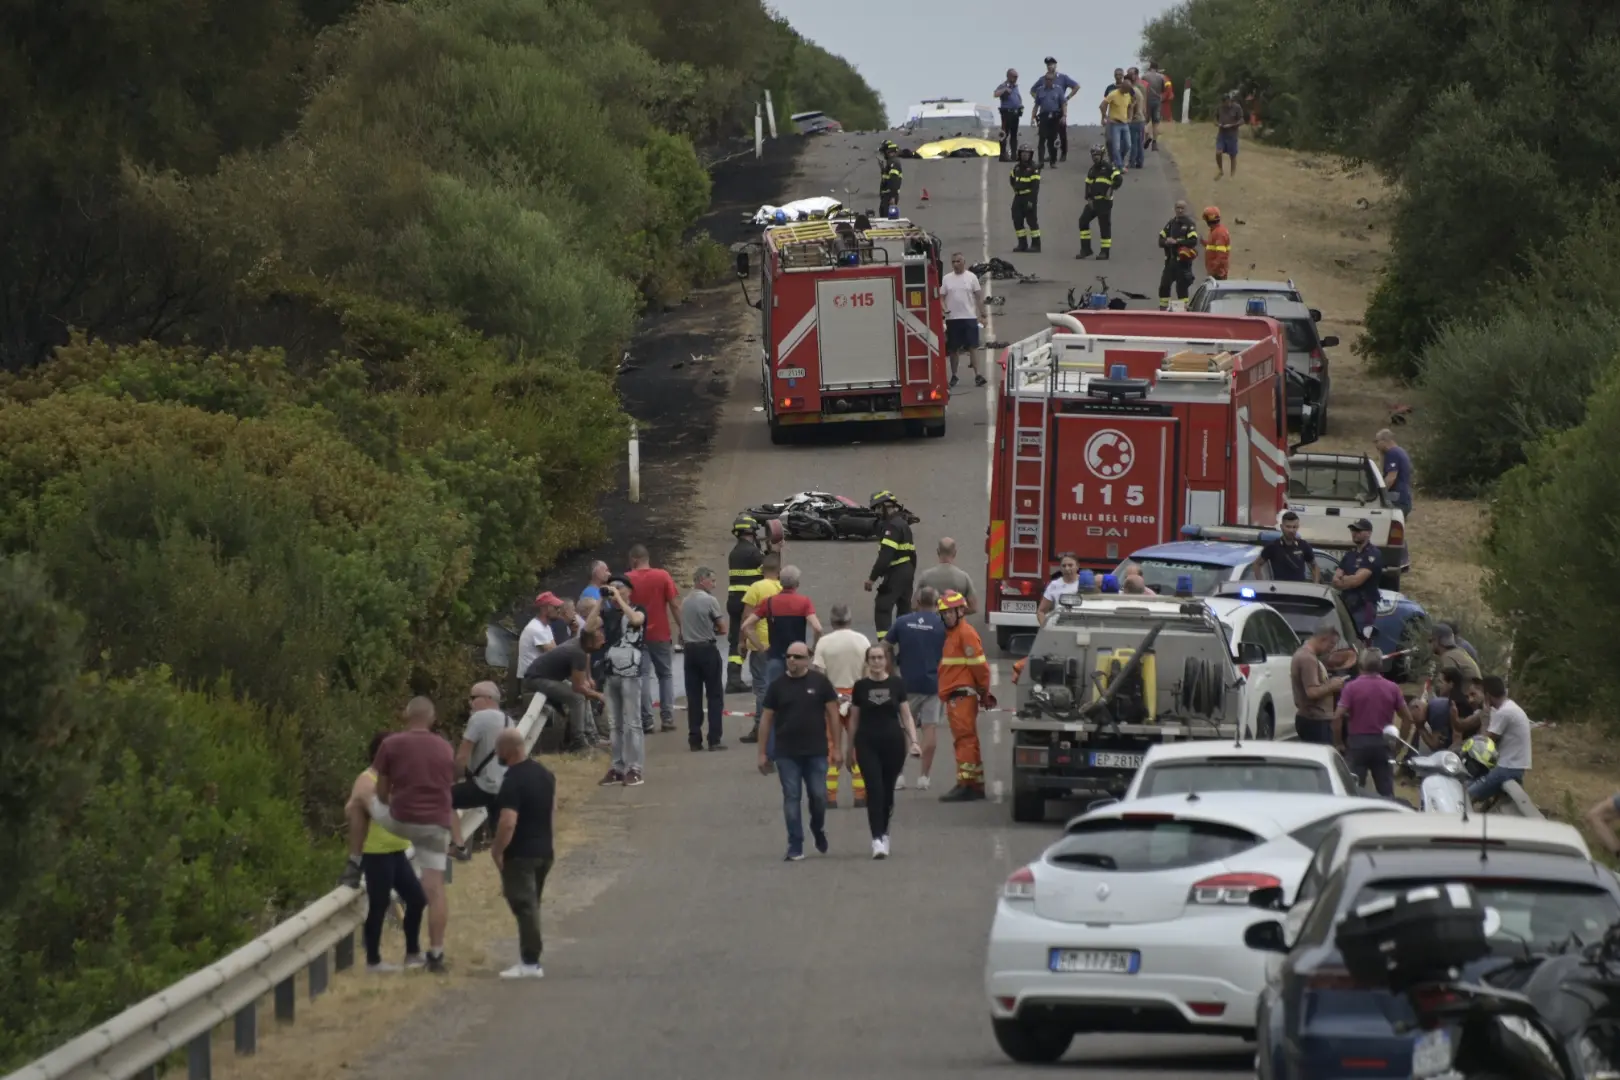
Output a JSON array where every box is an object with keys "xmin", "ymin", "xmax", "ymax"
[
  {"xmin": 742, "ymin": 491, "xmax": 919, "ymax": 541},
  {"xmin": 1383, "ymin": 724, "xmax": 1472, "ymax": 815},
  {"xmin": 1066, "ymin": 276, "xmax": 1150, "ymax": 312}
]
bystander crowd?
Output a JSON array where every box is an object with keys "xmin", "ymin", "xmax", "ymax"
[{"xmin": 491, "ymin": 728, "xmax": 555, "ymax": 980}]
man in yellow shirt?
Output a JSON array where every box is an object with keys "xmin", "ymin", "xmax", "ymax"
[
  {"xmin": 1100, "ymin": 70, "xmax": 1135, "ymax": 171},
  {"xmin": 737, "ymin": 555, "xmax": 783, "ymax": 744}
]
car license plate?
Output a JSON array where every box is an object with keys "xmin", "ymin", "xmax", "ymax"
[
  {"xmin": 777, "ymin": 367, "xmax": 807, "ymax": 379},
  {"xmin": 1088, "ymin": 752, "xmax": 1144, "ymax": 769},
  {"xmin": 1001, "ymin": 600, "xmax": 1037, "ymax": 613},
  {"xmin": 1049, "ymin": 949, "xmax": 1139, "ymax": 975},
  {"xmin": 1410, "ymin": 1028, "xmax": 1453, "ymax": 1078}
]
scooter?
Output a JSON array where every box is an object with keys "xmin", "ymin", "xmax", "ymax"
[{"xmin": 1383, "ymin": 723, "xmax": 1469, "ymax": 815}]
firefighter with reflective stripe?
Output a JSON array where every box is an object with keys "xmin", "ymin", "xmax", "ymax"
[
  {"xmin": 1009, "ymin": 144, "xmax": 1041, "ymax": 253},
  {"xmin": 1202, "ymin": 206, "xmax": 1231, "ymax": 280},
  {"xmin": 878, "ymin": 141, "xmax": 903, "ymax": 219},
  {"xmin": 1076, "ymin": 143, "xmax": 1123, "ymax": 260},
  {"xmin": 725, "ymin": 513, "xmax": 766, "ymax": 693},
  {"xmin": 937, "ymin": 590, "xmax": 990, "ymax": 801},
  {"xmin": 1158, "ymin": 199, "xmax": 1200, "ymax": 310},
  {"xmin": 863, "ymin": 490, "xmax": 916, "ymax": 640}
]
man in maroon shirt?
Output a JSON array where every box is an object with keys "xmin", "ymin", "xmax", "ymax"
[
  {"xmin": 1332, "ymin": 649, "xmax": 1413, "ymax": 798},
  {"xmin": 340, "ymin": 697, "xmax": 456, "ymax": 972},
  {"xmin": 626, "ymin": 544, "xmax": 684, "ymax": 734}
]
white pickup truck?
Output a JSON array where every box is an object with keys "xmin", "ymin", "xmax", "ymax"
[{"xmin": 1283, "ymin": 453, "xmax": 1409, "ymax": 589}]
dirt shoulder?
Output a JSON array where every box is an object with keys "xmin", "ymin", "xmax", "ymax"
[{"xmin": 1156, "ymin": 122, "xmax": 1610, "ymax": 836}]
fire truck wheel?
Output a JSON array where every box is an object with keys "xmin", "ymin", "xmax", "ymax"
[
  {"xmin": 925, "ymin": 420, "xmax": 947, "ymax": 439},
  {"xmin": 1011, "ymin": 786, "xmax": 1047, "ymax": 823},
  {"xmin": 769, "ymin": 418, "xmax": 789, "ymax": 446},
  {"xmin": 996, "ymin": 626, "xmax": 1017, "ymax": 653}
]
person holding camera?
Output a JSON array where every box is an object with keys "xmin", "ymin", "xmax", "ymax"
[{"xmin": 597, "ymin": 575, "xmax": 649, "ymax": 786}]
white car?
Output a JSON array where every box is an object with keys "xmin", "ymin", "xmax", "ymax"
[
  {"xmin": 1119, "ymin": 741, "xmax": 1364, "ymax": 801},
  {"xmin": 985, "ymin": 792, "xmax": 1411, "ymax": 1063},
  {"xmin": 1206, "ymin": 595, "xmax": 1299, "ymax": 742}
]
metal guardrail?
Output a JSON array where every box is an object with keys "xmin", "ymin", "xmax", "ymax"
[
  {"xmin": 1498, "ymin": 779, "xmax": 1543, "ymax": 819},
  {"xmin": 7, "ymin": 693, "xmax": 550, "ymax": 1080}
]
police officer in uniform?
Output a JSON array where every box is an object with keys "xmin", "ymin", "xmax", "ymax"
[
  {"xmin": 863, "ymin": 491, "xmax": 916, "ymax": 641},
  {"xmin": 878, "ymin": 141, "xmax": 902, "ymax": 219},
  {"xmin": 1157, "ymin": 199, "xmax": 1200, "ymax": 310},
  {"xmin": 1075, "ymin": 143, "xmax": 1123, "ymax": 260},
  {"xmin": 725, "ymin": 513, "xmax": 765, "ymax": 693},
  {"xmin": 1009, "ymin": 144, "xmax": 1042, "ymax": 253}
]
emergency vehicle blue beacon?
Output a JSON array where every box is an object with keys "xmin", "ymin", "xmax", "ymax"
[
  {"xmin": 1245, "ymin": 296, "xmax": 1267, "ymax": 316},
  {"xmin": 1176, "ymin": 574, "xmax": 1195, "ymax": 596}
]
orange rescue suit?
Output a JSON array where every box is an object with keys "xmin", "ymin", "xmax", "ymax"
[
  {"xmin": 1205, "ymin": 222, "xmax": 1231, "ymax": 280},
  {"xmin": 939, "ymin": 619, "xmax": 991, "ymax": 790}
]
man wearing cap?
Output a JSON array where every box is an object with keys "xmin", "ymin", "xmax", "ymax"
[
  {"xmin": 1332, "ymin": 519, "xmax": 1384, "ymax": 640},
  {"xmin": 1292, "ymin": 617, "xmax": 1348, "ymax": 744},
  {"xmin": 1030, "ymin": 58, "xmax": 1079, "ymax": 167},
  {"xmin": 993, "ymin": 68, "xmax": 1024, "ymax": 162},
  {"xmin": 517, "ymin": 593, "xmax": 563, "ymax": 679}
]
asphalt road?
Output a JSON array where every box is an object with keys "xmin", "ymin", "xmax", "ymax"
[{"xmin": 374, "ymin": 127, "xmax": 1257, "ymax": 1079}]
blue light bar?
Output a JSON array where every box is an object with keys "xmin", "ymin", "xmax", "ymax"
[
  {"xmin": 1239, "ymin": 586, "xmax": 1256, "ymax": 600},
  {"xmin": 1245, "ymin": 297, "xmax": 1268, "ymax": 316}
]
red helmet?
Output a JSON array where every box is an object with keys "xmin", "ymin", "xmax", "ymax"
[
  {"xmin": 1202, "ymin": 206, "xmax": 1221, "ymax": 224},
  {"xmin": 937, "ymin": 590, "xmax": 969, "ymax": 614}
]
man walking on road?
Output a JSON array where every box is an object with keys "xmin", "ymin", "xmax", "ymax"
[
  {"xmin": 993, "ymin": 68, "xmax": 1023, "ymax": 162},
  {"xmin": 741, "ymin": 564, "xmax": 823, "ymax": 714},
  {"xmin": 1202, "ymin": 206, "xmax": 1231, "ymax": 280},
  {"xmin": 341, "ymin": 697, "xmax": 455, "ymax": 973},
  {"xmin": 813, "ymin": 603, "xmax": 871, "ymax": 809},
  {"xmin": 888, "ymin": 585, "xmax": 946, "ymax": 790},
  {"xmin": 680, "ymin": 567, "xmax": 728, "ymax": 751},
  {"xmin": 1029, "ymin": 59, "xmax": 1078, "ymax": 167},
  {"xmin": 1009, "ymin": 144, "xmax": 1042, "ymax": 253},
  {"xmin": 1101, "ymin": 70, "xmax": 1134, "ymax": 169},
  {"xmin": 491, "ymin": 728, "xmax": 556, "ymax": 980},
  {"xmin": 1076, "ymin": 144, "xmax": 1123, "ymax": 260},
  {"xmin": 626, "ymin": 544, "xmax": 682, "ymax": 734},
  {"xmin": 940, "ymin": 252, "xmax": 988, "ymax": 388},
  {"xmin": 725, "ymin": 515, "xmax": 766, "ymax": 692},
  {"xmin": 757, "ymin": 643, "xmax": 841, "ymax": 861},
  {"xmin": 937, "ymin": 591, "xmax": 991, "ymax": 802},
  {"xmin": 1141, "ymin": 61, "xmax": 1168, "ymax": 150},
  {"xmin": 865, "ymin": 490, "xmax": 917, "ymax": 640},
  {"xmin": 738, "ymin": 556, "xmax": 784, "ymax": 745},
  {"xmin": 1215, "ymin": 91, "xmax": 1244, "ymax": 179},
  {"xmin": 916, "ymin": 537, "xmax": 976, "ymax": 614}
]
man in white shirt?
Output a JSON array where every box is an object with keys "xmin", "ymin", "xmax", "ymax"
[
  {"xmin": 1463, "ymin": 675, "xmax": 1531, "ymax": 803},
  {"xmin": 812, "ymin": 603, "xmax": 872, "ymax": 808},
  {"xmin": 940, "ymin": 252, "xmax": 988, "ymax": 389},
  {"xmin": 516, "ymin": 592, "xmax": 564, "ymax": 678}
]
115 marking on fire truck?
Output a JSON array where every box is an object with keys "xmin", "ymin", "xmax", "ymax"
[{"xmin": 831, "ymin": 291, "xmax": 877, "ymax": 308}]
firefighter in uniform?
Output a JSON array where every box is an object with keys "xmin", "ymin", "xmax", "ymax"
[
  {"xmin": 1158, "ymin": 199, "xmax": 1201, "ymax": 310},
  {"xmin": 878, "ymin": 141, "xmax": 903, "ymax": 219},
  {"xmin": 1202, "ymin": 206, "xmax": 1231, "ymax": 280},
  {"xmin": 937, "ymin": 590, "xmax": 991, "ymax": 801},
  {"xmin": 863, "ymin": 490, "xmax": 915, "ymax": 640},
  {"xmin": 725, "ymin": 513, "xmax": 765, "ymax": 693},
  {"xmin": 1076, "ymin": 143, "xmax": 1123, "ymax": 260},
  {"xmin": 1009, "ymin": 144, "xmax": 1042, "ymax": 253}
]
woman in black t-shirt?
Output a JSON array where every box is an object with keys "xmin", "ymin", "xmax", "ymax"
[{"xmin": 849, "ymin": 644, "xmax": 921, "ymax": 859}]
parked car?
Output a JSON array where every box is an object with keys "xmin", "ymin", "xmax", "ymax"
[
  {"xmin": 1211, "ymin": 579, "xmax": 1428, "ymax": 680},
  {"xmin": 1117, "ymin": 740, "xmax": 1367, "ymax": 801},
  {"xmin": 985, "ymin": 792, "xmax": 1411, "ymax": 1063},
  {"xmin": 1189, "ymin": 277, "xmax": 1309, "ymax": 314},
  {"xmin": 1286, "ymin": 452, "xmax": 1410, "ymax": 587},
  {"xmin": 1244, "ymin": 813, "xmax": 1614, "ymax": 1080},
  {"xmin": 1206, "ymin": 295, "xmax": 1338, "ymax": 432},
  {"xmin": 791, "ymin": 110, "xmax": 843, "ymax": 135}
]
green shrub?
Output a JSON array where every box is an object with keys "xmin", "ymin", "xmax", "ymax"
[
  {"xmin": 1484, "ymin": 362, "xmax": 1620, "ymax": 716},
  {"xmin": 1414, "ymin": 309, "xmax": 1620, "ymax": 495}
]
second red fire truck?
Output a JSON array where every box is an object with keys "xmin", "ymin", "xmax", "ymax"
[
  {"xmin": 985, "ymin": 309, "xmax": 1308, "ymax": 649},
  {"xmin": 738, "ymin": 215, "xmax": 951, "ymax": 444}
]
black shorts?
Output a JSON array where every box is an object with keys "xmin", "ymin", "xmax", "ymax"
[{"xmin": 945, "ymin": 318, "xmax": 980, "ymax": 353}]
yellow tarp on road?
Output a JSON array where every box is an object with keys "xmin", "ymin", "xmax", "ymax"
[{"xmin": 915, "ymin": 137, "xmax": 1001, "ymax": 159}]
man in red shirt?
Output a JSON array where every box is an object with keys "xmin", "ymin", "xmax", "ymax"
[{"xmin": 626, "ymin": 544, "xmax": 683, "ymax": 734}]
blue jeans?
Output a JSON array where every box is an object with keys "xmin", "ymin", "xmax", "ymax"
[
  {"xmin": 1468, "ymin": 766, "xmax": 1525, "ymax": 802},
  {"xmin": 1128, "ymin": 121, "xmax": 1144, "ymax": 167},
  {"xmin": 1108, "ymin": 122, "xmax": 1129, "ymax": 166},
  {"xmin": 638, "ymin": 640, "xmax": 675, "ymax": 728},
  {"xmin": 761, "ymin": 655, "xmax": 787, "ymax": 757},
  {"xmin": 776, "ymin": 754, "xmax": 829, "ymax": 852}
]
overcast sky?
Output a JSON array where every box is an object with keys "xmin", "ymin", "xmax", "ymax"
[{"xmin": 767, "ymin": 0, "xmax": 1183, "ymax": 126}]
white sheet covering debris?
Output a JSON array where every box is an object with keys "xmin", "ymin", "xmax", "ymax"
[{"xmin": 752, "ymin": 196, "xmax": 845, "ymax": 224}]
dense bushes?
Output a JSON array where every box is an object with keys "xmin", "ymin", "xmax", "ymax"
[{"xmin": 0, "ymin": 0, "xmax": 880, "ymax": 1066}]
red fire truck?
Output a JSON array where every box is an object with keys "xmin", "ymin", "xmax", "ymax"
[
  {"xmin": 742, "ymin": 215, "xmax": 950, "ymax": 443},
  {"xmin": 985, "ymin": 310, "xmax": 1298, "ymax": 649}
]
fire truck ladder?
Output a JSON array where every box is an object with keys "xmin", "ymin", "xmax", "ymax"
[
  {"xmin": 1006, "ymin": 336, "xmax": 1062, "ymax": 574},
  {"xmin": 900, "ymin": 261, "xmax": 934, "ymax": 387}
]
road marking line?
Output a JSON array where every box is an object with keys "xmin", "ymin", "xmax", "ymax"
[
  {"xmin": 990, "ymin": 778, "xmax": 1005, "ymax": 803},
  {"xmin": 992, "ymin": 717, "xmax": 1001, "ymax": 744}
]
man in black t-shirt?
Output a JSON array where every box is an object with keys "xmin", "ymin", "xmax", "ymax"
[
  {"xmin": 491, "ymin": 729, "xmax": 555, "ymax": 979},
  {"xmin": 1259, "ymin": 511, "xmax": 1319, "ymax": 582},
  {"xmin": 757, "ymin": 642, "xmax": 840, "ymax": 862},
  {"xmin": 524, "ymin": 630, "xmax": 605, "ymax": 753}
]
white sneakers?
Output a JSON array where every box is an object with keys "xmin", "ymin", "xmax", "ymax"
[
  {"xmin": 916, "ymin": 775, "xmax": 931, "ymax": 791},
  {"xmin": 894, "ymin": 775, "xmax": 906, "ymax": 790},
  {"xmin": 499, "ymin": 963, "xmax": 545, "ymax": 979},
  {"xmin": 870, "ymin": 836, "xmax": 891, "ymax": 859}
]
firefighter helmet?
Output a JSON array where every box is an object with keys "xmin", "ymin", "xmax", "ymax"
[
  {"xmin": 937, "ymin": 590, "xmax": 969, "ymax": 614},
  {"xmin": 732, "ymin": 512, "xmax": 758, "ymax": 536},
  {"xmin": 880, "ymin": 139, "xmax": 899, "ymax": 156},
  {"xmin": 869, "ymin": 489, "xmax": 898, "ymax": 509},
  {"xmin": 1202, "ymin": 205, "xmax": 1221, "ymax": 224},
  {"xmin": 1016, "ymin": 143, "xmax": 1034, "ymax": 160},
  {"xmin": 1461, "ymin": 734, "xmax": 1498, "ymax": 770},
  {"xmin": 1090, "ymin": 142, "xmax": 1106, "ymax": 160}
]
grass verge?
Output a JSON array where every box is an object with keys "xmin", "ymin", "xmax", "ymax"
[{"xmin": 1155, "ymin": 122, "xmax": 1612, "ymax": 838}]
